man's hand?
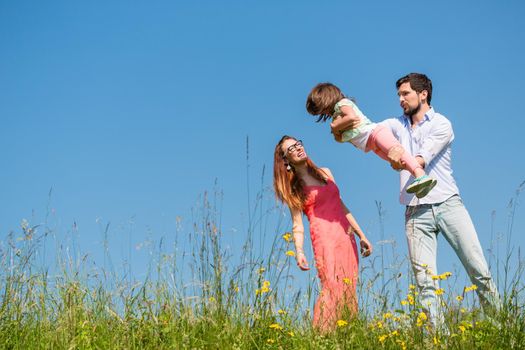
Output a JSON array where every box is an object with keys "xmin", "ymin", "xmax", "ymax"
[{"xmin": 390, "ymin": 159, "xmax": 405, "ymax": 171}]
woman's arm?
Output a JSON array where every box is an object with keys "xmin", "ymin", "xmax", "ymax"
[
  {"xmin": 290, "ymin": 207, "xmax": 310, "ymax": 270},
  {"xmin": 321, "ymin": 167, "xmax": 372, "ymax": 257},
  {"xmin": 341, "ymin": 202, "xmax": 372, "ymax": 257}
]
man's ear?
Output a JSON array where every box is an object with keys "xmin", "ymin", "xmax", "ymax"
[{"xmin": 419, "ymin": 90, "xmax": 429, "ymax": 104}]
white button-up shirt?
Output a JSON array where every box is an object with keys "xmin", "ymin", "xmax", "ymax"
[{"xmin": 381, "ymin": 107, "xmax": 460, "ymax": 206}]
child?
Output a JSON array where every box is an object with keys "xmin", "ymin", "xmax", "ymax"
[{"xmin": 306, "ymin": 82, "xmax": 436, "ymax": 198}]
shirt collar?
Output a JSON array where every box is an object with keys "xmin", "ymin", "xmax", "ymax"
[{"xmin": 401, "ymin": 106, "xmax": 435, "ymax": 126}]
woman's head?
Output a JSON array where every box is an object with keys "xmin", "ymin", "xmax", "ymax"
[
  {"xmin": 280, "ymin": 137, "xmax": 307, "ymax": 168},
  {"xmin": 306, "ymin": 82, "xmax": 345, "ymax": 122},
  {"xmin": 273, "ymin": 135, "xmax": 326, "ymax": 210}
]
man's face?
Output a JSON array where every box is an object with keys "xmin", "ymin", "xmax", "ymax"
[{"xmin": 397, "ymin": 82, "xmax": 426, "ymax": 116}]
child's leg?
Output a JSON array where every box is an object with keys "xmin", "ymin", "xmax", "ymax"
[{"xmin": 366, "ymin": 125, "xmax": 424, "ymax": 177}]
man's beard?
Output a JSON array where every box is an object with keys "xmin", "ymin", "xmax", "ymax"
[{"xmin": 405, "ymin": 102, "xmax": 422, "ymax": 117}]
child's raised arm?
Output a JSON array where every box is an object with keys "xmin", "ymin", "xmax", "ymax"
[{"xmin": 330, "ymin": 104, "xmax": 362, "ymax": 135}]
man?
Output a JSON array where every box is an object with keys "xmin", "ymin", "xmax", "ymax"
[{"xmin": 331, "ymin": 73, "xmax": 501, "ymax": 327}]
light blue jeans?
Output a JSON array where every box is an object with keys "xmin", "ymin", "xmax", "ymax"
[{"xmin": 405, "ymin": 195, "xmax": 501, "ymax": 327}]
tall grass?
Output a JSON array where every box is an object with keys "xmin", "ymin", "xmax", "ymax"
[{"xmin": 1, "ymin": 177, "xmax": 524, "ymax": 349}]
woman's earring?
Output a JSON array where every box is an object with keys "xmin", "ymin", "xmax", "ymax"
[{"xmin": 286, "ymin": 164, "xmax": 292, "ymax": 171}]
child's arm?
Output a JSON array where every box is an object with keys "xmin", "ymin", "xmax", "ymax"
[
  {"xmin": 290, "ymin": 207, "xmax": 310, "ymax": 270},
  {"xmin": 331, "ymin": 119, "xmax": 344, "ymax": 142},
  {"xmin": 330, "ymin": 105, "xmax": 362, "ymax": 134}
]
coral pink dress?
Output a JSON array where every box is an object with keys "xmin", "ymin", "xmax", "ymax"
[{"xmin": 303, "ymin": 179, "xmax": 359, "ymax": 331}]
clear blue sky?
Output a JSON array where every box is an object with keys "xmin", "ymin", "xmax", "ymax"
[{"xmin": 1, "ymin": 1, "xmax": 524, "ymax": 293}]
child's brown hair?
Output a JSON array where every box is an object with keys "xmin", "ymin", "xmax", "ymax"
[{"xmin": 306, "ymin": 82, "xmax": 345, "ymax": 122}]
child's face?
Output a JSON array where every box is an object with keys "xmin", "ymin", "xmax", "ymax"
[{"xmin": 281, "ymin": 139, "xmax": 307, "ymax": 165}]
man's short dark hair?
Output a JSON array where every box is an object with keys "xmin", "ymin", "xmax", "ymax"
[{"xmin": 396, "ymin": 73, "xmax": 433, "ymax": 104}]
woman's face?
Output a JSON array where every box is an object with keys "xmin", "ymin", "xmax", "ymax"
[{"xmin": 281, "ymin": 138, "xmax": 307, "ymax": 165}]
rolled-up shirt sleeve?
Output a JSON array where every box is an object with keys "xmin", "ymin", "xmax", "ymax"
[{"xmin": 417, "ymin": 117, "xmax": 454, "ymax": 166}]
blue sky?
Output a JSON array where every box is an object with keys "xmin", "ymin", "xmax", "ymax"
[{"xmin": 1, "ymin": 1, "xmax": 524, "ymax": 294}]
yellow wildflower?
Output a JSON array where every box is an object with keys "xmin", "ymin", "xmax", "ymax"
[
  {"xmin": 383, "ymin": 312, "xmax": 393, "ymax": 319},
  {"xmin": 433, "ymin": 336, "xmax": 440, "ymax": 345},
  {"xmin": 409, "ymin": 284, "xmax": 416, "ymax": 290},
  {"xmin": 416, "ymin": 312, "xmax": 427, "ymax": 327},
  {"xmin": 465, "ymin": 284, "xmax": 478, "ymax": 292},
  {"xmin": 378, "ymin": 334, "xmax": 388, "ymax": 343},
  {"xmin": 258, "ymin": 267, "xmax": 266, "ymax": 274},
  {"xmin": 282, "ymin": 232, "xmax": 292, "ymax": 242},
  {"xmin": 431, "ymin": 275, "xmax": 440, "ymax": 281},
  {"xmin": 456, "ymin": 295, "xmax": 464, "ymax": 302},
  {"xmin": 256, "ymin": 281, "xmax": 271, "ymax": 295},
  {"xmin": 336, "ymin": 319, "xmax": 348, "ymax": 327},
  {"xmin": 285, "ymin": 250, "xmax": 296, "ymax": 257},
  {"xmin": 278, "ymin": 309, "xmax": 287, "ymax": 315},
  {"xmin": 208, "ymin": 297, "xmax": 216, "ymax": 302},
  {"xmin": 458, "ymin": 325, "xmax": 466, "ymax": 333},
  {"xmin": 390, "ymin": 330, "xmax": 399, "ymax": 337},
  {"xmin": 267, "ymin": 338, "xmax": 275, "ymax": 344},
  {"xmin": 269, "ymin": 323, "xmax": 283, "ymax": 331},
  {"xmin": 396, "ymin": 340, "xmax": 407, "ymax": 350},
  {"xmin": 407, "ymin": 294, "xmax": 415, "ymax": 305},
  {"xmin": 460, "ymin": 308, "xmax": 467, "ymax": 313},
  {"xmin": 435, "ymin": 288, "xmax": 445, "ymax": 295},
  {"xmin": 343, "ymin": 277, "xmax": 351, "ymax": 285},
  {"xmin": 288, "ymin": 331, "xmax": 294, "ymax": 337},
  {"xmin": 401, "ymin": 300, "xmax": 408, "ymax": 306}
]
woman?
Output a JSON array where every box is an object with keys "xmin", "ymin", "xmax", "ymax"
[{"xmin": 273, "ymin": 135, "xmax": 372, "ymax": 332}]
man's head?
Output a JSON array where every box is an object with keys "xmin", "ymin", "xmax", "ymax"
[{"xmin": 396, "ymin": 73, "xmax": 432, "ymax": 117}]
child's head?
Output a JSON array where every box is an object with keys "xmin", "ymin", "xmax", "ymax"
[{"xmin": 306, "ymin": 83, "xmax": 345, "ymax": 122}]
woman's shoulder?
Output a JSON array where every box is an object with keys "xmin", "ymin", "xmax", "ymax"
[{"xmin": 319, "ymin": 167, "xmax": 335, "ymax": 182}]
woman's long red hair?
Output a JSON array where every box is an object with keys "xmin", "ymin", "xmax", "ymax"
[{"xmin": 273, "ymin": 136, "xmax": 327, "ymax": 210}]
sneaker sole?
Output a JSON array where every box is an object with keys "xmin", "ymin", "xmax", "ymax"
[
  {"xmin": 406, "ymin": 177, "xmax": 434, "ymax": 193},
  {"xmin": 415, "ymin": 180, "xmax": 437, "ymax": 198}
]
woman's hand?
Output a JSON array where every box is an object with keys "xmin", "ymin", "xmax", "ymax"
[
  {"xmin": 359, "ymin": 237, "xmax": 373, "ymax": 258},
  {"xmin": 296, "ymin": 252, "xmax": 310, "ymax": 271}
]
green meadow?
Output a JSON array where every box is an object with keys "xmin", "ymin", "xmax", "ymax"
[{"xmin": 1, "ymin": 184, "xmax": 524, "ymax": 350}]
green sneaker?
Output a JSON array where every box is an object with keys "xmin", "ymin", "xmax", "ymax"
[
  {"xmin": 406, "ymin": 175, "xmax": 435, "ymax": 194},
  {"xmin": 415, "ymin": 179, "xmax": 437, "ymax": 198}
]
